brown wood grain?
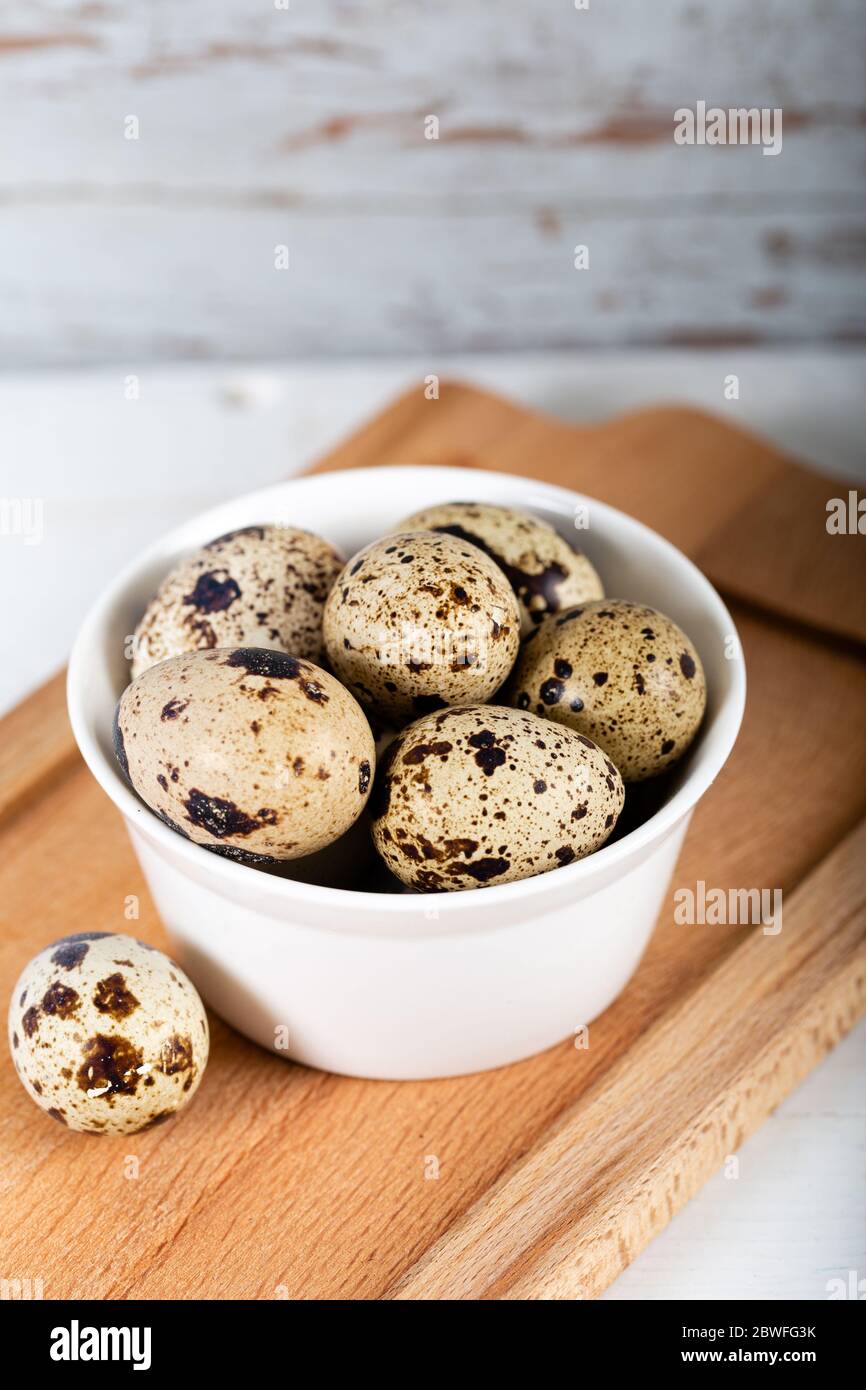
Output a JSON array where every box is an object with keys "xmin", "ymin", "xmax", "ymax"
[
  {"xmin": 0, "ymin": 669, "xmax": 77, "ymax": 827},
  {"xmin": 1, "ymin": 385, "xmax": 864, "ymax": 1300},
  {"xmin": 390, "ymin": 818, "xmax": 866, "ymax": 1300},
  {"xmin": 310, "ymin": 380, "xmax": 866, "ymax": 644}
]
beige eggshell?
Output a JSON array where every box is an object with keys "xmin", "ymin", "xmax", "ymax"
[
  {"xmin": 8, "ymin": 932, "xmax": 208, "ymax": 1136},
  {"xmin": 114, "ymin": 647, "xmax": 375, "ymax": 860},
  {"xmin": 507, "ymin": 599, "xmax": 707, "ymax": 781},
  {"xmin": 131, "ymin": 524, "xmax": 343, "ymax": 677},
  {"xmin": 395, "ymin": 501, "xmax": 603, "ymax": 635},
  {"xmin": 370, "ymin": 704, "xmax": 624, "ymax": 892},
  {"xmin": 322, "ymin": 531, "xmax": 520, "ymax": 725}
]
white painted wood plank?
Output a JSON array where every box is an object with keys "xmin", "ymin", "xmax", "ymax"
[
  {"xmin": 1, "ymin": 1, "xmax": 864, "ymax": 361},
  {"xmin": 2, "ymin": 205, "xmax": 864, "ymax": 366},
  {"xmin": 1, "ymin": 1, "xmax": 864, "ymax": 199}
]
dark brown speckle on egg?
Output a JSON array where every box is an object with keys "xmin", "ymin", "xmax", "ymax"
[
  {"xmin": 507, "ymin": 600, "xmax": 706, "ymax": 781},
  {"xmin": 114, "ymin": 648, "xmax": 375, "ymax": 860},
  {"xmin": 322, "ymin": 531, "xmax": 521, "ymax": 725},
  {"xmin": 8, "ymin": 933, "xmax": 210, "ymax": 1135},
  {"xmin": 393, "ymin": 501, "xmax": 603, "ymax": 634},
  {"xmin": 370, "ymin": 704, "xmax": 623, "ymax": 891},
  {"xmin": 131, "ymin": 525, "xmax": 343, "ymax": 677}
]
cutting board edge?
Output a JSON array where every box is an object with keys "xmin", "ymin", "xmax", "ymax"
[
  {"xmin": 387, "ymin": 817, "xmax": 866, "ymax": 1300},
  {"xmin": 312, "ymin": 376, "xmax": 807, "ymax": 473}
]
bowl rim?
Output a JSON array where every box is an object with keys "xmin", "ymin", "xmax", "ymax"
[{"xmin": 67, "ymin": 463, "xmax": 746, "ymax": 916}]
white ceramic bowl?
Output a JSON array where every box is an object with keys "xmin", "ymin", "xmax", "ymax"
[{"xmin": 68, "ymin": 465, "xmax": 745, "ymax": 1080}]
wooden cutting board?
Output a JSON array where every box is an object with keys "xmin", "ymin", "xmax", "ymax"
[{"xmin": 1, "ymin": 383, "xmax": 865, "ymax": 1301}]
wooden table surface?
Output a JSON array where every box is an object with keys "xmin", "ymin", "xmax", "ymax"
[{"xmin": 1, "ymin": 382, "xmax": 864, "ymax": 1299}]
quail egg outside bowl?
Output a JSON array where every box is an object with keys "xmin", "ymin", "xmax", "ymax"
[{"xmin": 68, "ymin": 465, "xmax": 746, "ymax": 1080}]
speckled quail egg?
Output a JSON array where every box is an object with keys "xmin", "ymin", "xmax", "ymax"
[
  {"xmin": 370, "ymin": 704, "xmax": 624, "ymax": 891},
  {"xmin": 322, "ymin": 531, "xmax": 520, "ymax": 725},
  {"xmin": 508, "ymin": 600, "xmax": 707, "ymax": 781},
  {"xmin": 395, "ymin": 502, "xmax": 603, "ymax": 635},
  {"xmin": 8, "ymin": 932, "xmax": 208, "ymax": 1135},
  {"xmin": 131, "ymin": 524, "xmax": 343, "ymax": 677},
  {"xmin": 114, "ymin": 647, "xmax": 375, "ymax": 861}
]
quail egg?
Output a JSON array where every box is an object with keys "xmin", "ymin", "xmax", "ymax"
[
  {"xmin": 131, "ymin": 524, "xmax": 343, "ymax": 677},
  {"xmin": 322, "ymin": 531, "xmax": 520, "ymax": 725},
  {"xmin": 114, "ymin": 647, "xmax": 375, "ymax": 860},
  {"xmin": 395, "ymin": 501, "xmax": 603, "ymax": 635},
  {"xmin": 508, "ymin": 600, "xmax": 706, "ymax": 780},
  {"xmin": 370, "ymin": 704, "xmax": 624, "ymax": 891},
  {"xmin": 8, "ymin": 932, "xmax": 208, "ymax": 1135}
]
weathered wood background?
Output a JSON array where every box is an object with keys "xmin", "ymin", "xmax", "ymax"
[{"xmin": 1, "ymin": 0, "xmax": 864, "ymax": 365}]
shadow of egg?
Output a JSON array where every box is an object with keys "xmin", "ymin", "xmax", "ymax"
[{"xmin": 250, "ymin": 810, "xmax": 377, "ymax": 891}]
